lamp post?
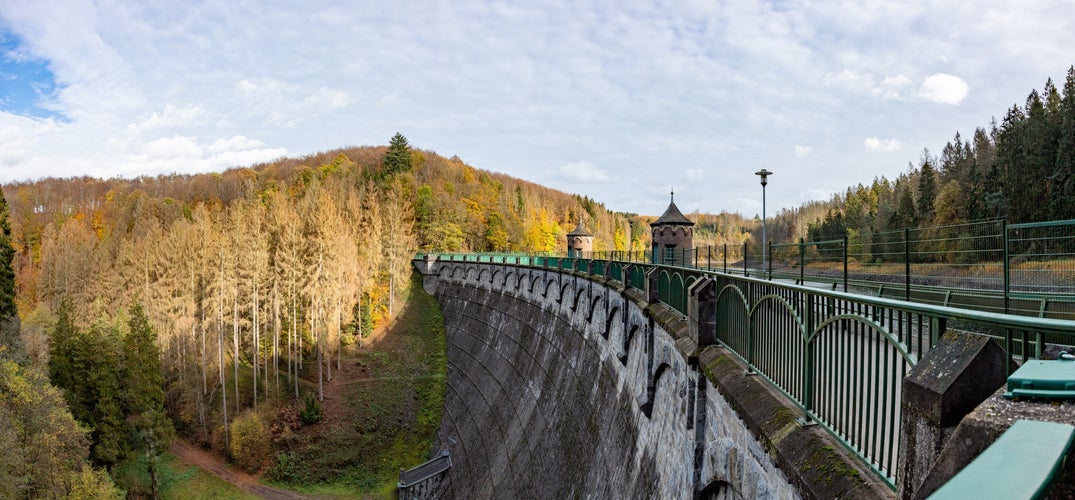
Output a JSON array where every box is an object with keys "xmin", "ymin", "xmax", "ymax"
[
  {"xmin": 628, "ymin": 220, "xmax": 635, "ymax": 262},
  {"xmin": 755, "ymin": 169, "xmax": 772, "ymax": 272}
]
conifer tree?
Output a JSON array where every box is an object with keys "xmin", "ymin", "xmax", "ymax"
[
  {"xmin": 382, "ymin": 132, "xmax": 413, "ymax": 177},
  {"xmin": 47, "ymin": 302, "xmax": 78, "ymax": 393},
  {"xmin": 1054, "ymin": 66, "xmax": 1075, "ymax": 219},
  {"xmin": 0, "ymin": 188, "xmax": 18, "ymax": 357},
  {"xmin": 917, "ymin": 157, "xmax": 938, "ymax": 223},
  {"xmin": 124, "ymin": 303, "xmax": 175, "ymax": 498},
  {"xmin": 0, "ymin": 188, "xmax": 14, "ymax": 320}
]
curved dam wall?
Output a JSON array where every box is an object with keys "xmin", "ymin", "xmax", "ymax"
[{"xmin": 417, "ymin": 260, "xmax": 799, "ymax": 498}]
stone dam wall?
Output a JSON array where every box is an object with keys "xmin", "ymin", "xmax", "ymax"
[{"xmin": 416, "ymin": 260, "xmax": 801, "ymax": 499}]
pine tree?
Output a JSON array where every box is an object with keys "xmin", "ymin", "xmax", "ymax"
[
  {"xmin": 0, "ymin": 188, "xmax": 16, "ymax": 320},
  {"xmin": 84, "ymin": 324, "xmax": 126, "ymax": 466},
  {"xmin": 1053, "ymin": 66, "xmax": 1075, "ymax": 220},
  {"xmin": 382, "ymin": 132, "xmax": 413, "ymax": 177},
  {"xmin": 124, "ymin": 303, "xmax": 175, "ymax": 498},
  {"xmin": 48, "ymin": 302, "xmax": 78, "ymax": 393},
  {"xmin": 917, "ymin": 156, "xmax": 938, "ymax": 223}
]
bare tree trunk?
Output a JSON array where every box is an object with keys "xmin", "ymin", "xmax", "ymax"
[
  {"xmin": 326, "ymin": 298, "xmax": 334, "ymax": 382},
  {"xmin": 312, "ymin": 299, "xmax": 322, "ymax": 402},
  {"xmin": 292, "ymin": 286, "xmax": 298, "ymax": 399},
  {"xmin": 253, "ymin": 279, "xmax": 258, "ymax": 408},
  {"xmin": 201, "ymin": 286, "xmax": 207, "ymax": 396},
  {"xmin": 233, "ymin": 289, "xmax": 240, "ymax": 414},
  {"xmin": 274, "ymin": 279, "xmax": 280, "ymax": 391},
  {"xmin": 219, "ymin": 254, "xmax": 229, "ymax": 448},
  {"xmin": 336, "ymin": 297, "xmax": 342, "ymax": 372}
]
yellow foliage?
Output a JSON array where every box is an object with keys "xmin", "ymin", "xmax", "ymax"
[
  {"xmin": 68, "ymin": 465, "xmax": 122, "ymax": 500},
  {"xmin": 229, "ymin": 409, "xmax": 270, "ymax": 472}
]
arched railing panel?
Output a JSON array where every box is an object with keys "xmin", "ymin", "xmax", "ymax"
[
  {"xmin": 749, "ymin": 294, "xmax": 807, "ymax": 401},
  {"xmin": 809, "ymin": 313, "xmax": 916, "ymax": 485},
  {"xmin": 715, "ymin": 284, "xmax": 751, "ymax": 356}
]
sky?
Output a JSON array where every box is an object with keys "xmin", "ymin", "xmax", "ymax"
[{"xmin": 1, "ymin": 1, "xmax": 1073, "ymax": 217}]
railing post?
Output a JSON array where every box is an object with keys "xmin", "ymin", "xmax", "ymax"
[
  {"xmin": 744, "ymin": 241, "xmax": 749, "ymax": 277},
  {"xmin": 929, "ymin": 316, "xmax": 947, "ymax": 348},
  {"xmin": 843, "ymin": 235, "xmax": 849, "ymax": 292},
  {"xmin": 745, "ymin": 281, "xmax": 756, "ymax": 375},
  {"xmin": 799, "ymin": 237, "xmax": 805, "ymax": 285},
  {"xmin": 798, "ymin": 293, "xmax": 816, "ymax": 427},
  {"xmin": 1002, "ymin": 219, "xmax": 1010, "ymax": 314},
  {"xmin": 904, "ymin": 227, "xmax": 911, "ymax": 302},
  {"xmin": 768, "ymin": 240, "xmax": 773, "ymax": 280}
]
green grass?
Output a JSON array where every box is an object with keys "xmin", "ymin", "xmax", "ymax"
[{"xmin": 157, "ymin": 453, "xmax": 259, "ymax": 500}]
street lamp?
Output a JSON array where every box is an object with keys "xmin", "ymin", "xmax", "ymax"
[
  {"xmin": 755, "ymin": 169, "xmax": 773, "ymax": 272},
  {"xmin": 628, "ymin": 220, "xmax": 635, "ymax": 262}
]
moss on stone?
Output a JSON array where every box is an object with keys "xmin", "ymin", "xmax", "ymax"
[
  {"xmin": 764, "ymin": 407, "xmax": 798, "ymax": 430},
  {"xmin": 799, "ymin": 445, "xmax": 862, "ymax": 488}
]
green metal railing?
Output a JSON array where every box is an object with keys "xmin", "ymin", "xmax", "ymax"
[{"xmin": 423, "ymin": 251, "xmax": 1075, "ymax": 490}]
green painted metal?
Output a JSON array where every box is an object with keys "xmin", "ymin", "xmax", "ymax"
[
  {"xmin": 1004, "ymin": 357, "xmax": 1075, "ymax": 399},
  {"xmin": 629, "ymin": 265, "xmax": 646, "ymax": 290},
  {"xmin": 929, "ymin": 420, "xmax": 1075, "ymax": 500},
  {"xmin": 658, "ymin": 270, "xmax": 672, "ymax": 312}
]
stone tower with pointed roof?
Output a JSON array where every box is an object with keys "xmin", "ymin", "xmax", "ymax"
[
  {"xmin": 650, "ymin": 191, "xmax": 694, "ymax": 266},
  {"xmin": 566, "ymin": 220, "xmax": 594, "ymax": 258}
]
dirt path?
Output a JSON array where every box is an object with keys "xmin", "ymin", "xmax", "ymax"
[{"xmin": 169, "ymin": 440, "xmax": 312, "ymax": 499}]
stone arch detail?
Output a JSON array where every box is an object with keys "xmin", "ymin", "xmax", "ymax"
[
  {"xmin": 604, "ymin": 305, "xmax": 619, "ymax": 340},
  {"xmin": 621, "ymin": 322, "xmax": 641, "ymax": 365},
  {"xmin": 640, "ymin": 361, "xmax": 673, "ymax": 419},
  {"xmin": 587, "ymin": 295, "xmax": 602, "ymax": 324}
]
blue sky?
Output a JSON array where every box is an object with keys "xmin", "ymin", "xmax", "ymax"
[
  {"xmin": 0, "ymin": 31, "xmax": 61, "ymax": 120},
  {"xmin": 1, "ymin": 1, "xmax": 1073, "ymax": 217}
]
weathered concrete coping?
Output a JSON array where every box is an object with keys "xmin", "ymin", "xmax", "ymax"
[{"xmin": 912, "ymin": 378, "xmax": 1075, "ymax": 499}]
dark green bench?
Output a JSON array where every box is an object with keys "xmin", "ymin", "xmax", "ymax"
[{"xmin": 930, "ymin": 419, "xmax": 1075, "ymax": 499}]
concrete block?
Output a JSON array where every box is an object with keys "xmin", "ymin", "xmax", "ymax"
[{"xmin": 898, "ymin": 331, "xmax": 1007, "ymax": 499}]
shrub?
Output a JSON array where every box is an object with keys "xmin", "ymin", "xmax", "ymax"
[
  {"xmin": 300, "ymin": 394, "xmax": 322, "ymax": 425},
  {"xmin": 229, "ymin": 410, "xmax": 271, "ymax": 472},
  {"xmin": 267, "ymin": 452, "xmax": 309, "ymax": 485}
]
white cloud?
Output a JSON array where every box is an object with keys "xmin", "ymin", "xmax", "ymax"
[
  {"xmin": 127, "ymin": 104, "xmax": 205, "ymax": 134},
  {"xmin": 142, "ymin": 135, "xmax": 201, "ymax": 159},
  {"xmin": 918, "ymin": 73, "xmax": 969, "ymax": 105},
  {"xmin": 794, "ymin": 145, "xmax": 811, "ymax": 158},
  {"xmin": 559, "ymin": 161, "xmax": 609, "ymax": 183},
  {"xmin": 825, "ymin": 69, "xmax": 875, "ymax": 92},
  {"xmin": 875, "ymin": 74, "xmax": 913, "ymax": 100},
  {"xmin": 686, "ymin": 168, "xmax": 704, "ymax": 182},
  {"xmin": 235, "ymin": 78, "xmax": 282, "ymax": 94},
  {"xmin": 864, "ymin": 137, "xmax": 902, "ymax": 153},
  {"xmin": 207, "ymin": 135, "xmax": 265, "ymax": 154},
  {"xmin": 303, "ymin": 87, "xmax": 353, "ymax": 110}
]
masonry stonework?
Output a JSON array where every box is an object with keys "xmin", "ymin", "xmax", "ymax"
[{"xmin": 419, "ymin": 260, "xmax": 799, "ymax": 498}]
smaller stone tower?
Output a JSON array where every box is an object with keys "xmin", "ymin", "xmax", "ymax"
[
  {"xmin": 566, "ymin": 220, "xmax": 594, "ymax": 258},
  {"xmin": 650, "ymin": 191, "xmax": 694, "ymax": 266}
]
